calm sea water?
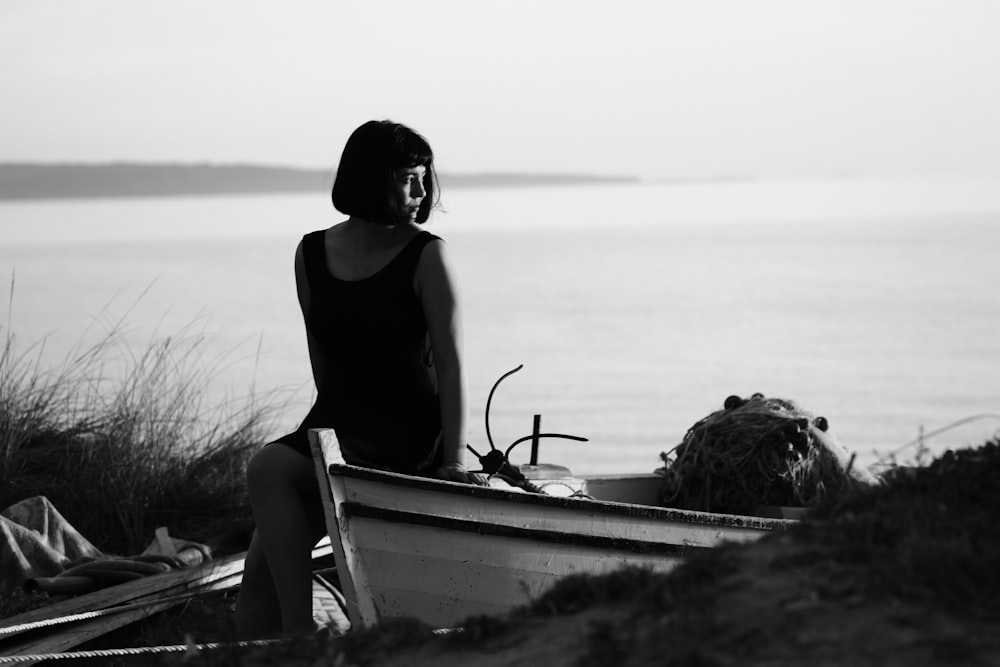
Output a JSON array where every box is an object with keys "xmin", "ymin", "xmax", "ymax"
[{"xmin": 2, "ymin": 176, "xmax": 999, "ymax": 474}]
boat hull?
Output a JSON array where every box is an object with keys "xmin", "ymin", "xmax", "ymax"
[{"xmin": 310, "ymin": 429, "xmax": 792, "ymax": 629}]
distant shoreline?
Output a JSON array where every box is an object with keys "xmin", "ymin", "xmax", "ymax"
[{"xmin": 0, "ymin": 163, "xmax": 640, "ymax": 201}]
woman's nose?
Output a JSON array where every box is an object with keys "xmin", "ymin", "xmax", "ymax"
[{"xmin": 411, "ymin": 179, "xmax": 425, "ymax": 198}]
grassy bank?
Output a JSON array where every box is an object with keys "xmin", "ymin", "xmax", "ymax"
[{"xmin": 0, "ymin": 318, "xmax": 285, "ymax": 556}]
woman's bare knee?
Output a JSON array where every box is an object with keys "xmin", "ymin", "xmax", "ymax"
[{"xmin": 246, "ymin": 443, "xmax": 316, "ymax": 499}]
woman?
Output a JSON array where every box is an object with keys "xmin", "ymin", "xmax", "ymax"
[{"xmin": 235, "ymin": 120, "xmax": 482, "ymax": 638}]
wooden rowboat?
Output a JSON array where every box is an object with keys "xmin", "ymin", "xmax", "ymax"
[{"xmin": 308, "ymin": 428, "xmax": 797, "ymax": 630}]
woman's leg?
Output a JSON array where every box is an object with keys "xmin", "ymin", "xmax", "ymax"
[
  {"xmin": 234, "ymin": 530, "xmax": 281, "ymax": 638},
  {"xmin": 236, "ymin": 443, "xmax": 327, "ymax": 637}
]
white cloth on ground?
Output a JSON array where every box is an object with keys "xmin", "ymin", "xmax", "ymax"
[{"xmin": 1, "ymin": 496, "xmax": 103, "ymax": 596}]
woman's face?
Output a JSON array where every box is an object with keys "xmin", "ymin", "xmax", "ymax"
[{"xmin": 395, "ymin": 165, "xmax": 427, "ymax": 223}]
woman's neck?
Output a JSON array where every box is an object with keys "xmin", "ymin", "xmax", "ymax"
[{"xmin": 338, "ymin": 216, "xmax": 417, "ymax": 251}]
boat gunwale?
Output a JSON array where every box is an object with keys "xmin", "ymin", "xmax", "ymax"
[
  {"xmin": 341, "ymin": 502, "xmax": 711, "ymax": 556},
  {"xmin": 327, "ymin": 463, "xmax": 796, "ymax": 531}
]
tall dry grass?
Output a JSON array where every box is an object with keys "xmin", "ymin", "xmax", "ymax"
[{"xmin": 0, "ymin": 307, "xmax": 290, "ymax": 555}]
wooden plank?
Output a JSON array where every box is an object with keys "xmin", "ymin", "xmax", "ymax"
[
  {"xmin": 354, "ymin": 522, "xmax": 684, "ymax": 586},
  {"xmin": 344, "ymin": 503, "xmax": 709, "ymax": 556},
  {"xmin": 334, "ymin": 471, "xmax": 790, "ymax": 536},
  {"xmin": 367, "ymin": 587, "xmax": 512, "ymax": 624},
  {"xmin": 349, "ymin": 519, "xmax": 684, "ymax": 626},
  {"xmin": 309, "ymin": 428, "xmax": 371, "ymax": 629},
  {"xmin": 0, "ymin": 579, "xmax": 236, "ymax": 663},
  {"xmin": 337, "ymin": 476, "xmax": 775, "ymax": 548},
  {"xmin": 0, "ymin": 540, "xmax": 333, "ymax": 660},
  {"xmin": 311, "ymin": 575, "xmax": 350, "ymax": 634},
  {"xmin": 0, "ymin": 551, "xmax": 248, "ymax": 637}
]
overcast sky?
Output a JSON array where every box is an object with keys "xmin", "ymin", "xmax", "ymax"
[{"xmin": 3, "ymin": 0, "xmax": 999, "ymax": 181}]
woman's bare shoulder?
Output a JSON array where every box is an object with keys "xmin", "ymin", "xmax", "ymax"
[
  {"xmin": 415, "ymin": 236, "xmax": 458, "ymax": 292},
  {"xmin": 417, "ymin": 235, "xmax": 450, "ymax": 263}
]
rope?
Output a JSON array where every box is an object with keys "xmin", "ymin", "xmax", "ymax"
[
  {"xmin": 0, "ymin": 590, "xmax": 210, "ymax": 638},
  {"xmin": 0, "ymin": 630, "xmax": 464, "ymax": 663},
  {"xmin": 0, "ymin": 639, "xmax": 283, "ymax": 663},
  {"xmin": 534, "ymin": 481, "xmax": 594, "ymax": 500}
]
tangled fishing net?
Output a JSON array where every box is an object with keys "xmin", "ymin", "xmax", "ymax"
[{"xmin": 659, "ymin": 393, "xmax": 880, "ymax": 514}]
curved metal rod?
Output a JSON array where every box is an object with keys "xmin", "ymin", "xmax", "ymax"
[
  {"xmin": 484, "ymin": 364, "xmax": 523, "ymax": 451},
  {"xmin": 504, "ymin": 432, "xmax": 589, "ymax": 461}
]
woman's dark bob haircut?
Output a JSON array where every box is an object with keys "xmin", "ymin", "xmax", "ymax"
[{"xmin": 331, "ymin": 120, "xmax": 439, "ymax": 225}]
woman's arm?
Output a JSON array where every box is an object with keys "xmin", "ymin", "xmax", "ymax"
[
  {"xmin": 415, "ymin": 239, "xmax": 475, "ymax": 481},
  {"xmin": 294, "ymin": 240, "xmax": 327, "ymax": 393}
]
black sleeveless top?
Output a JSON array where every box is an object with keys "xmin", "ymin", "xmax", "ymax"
[{"xmin": 274, "ymin": 229, "xmax": 443, "ymax": 474}]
